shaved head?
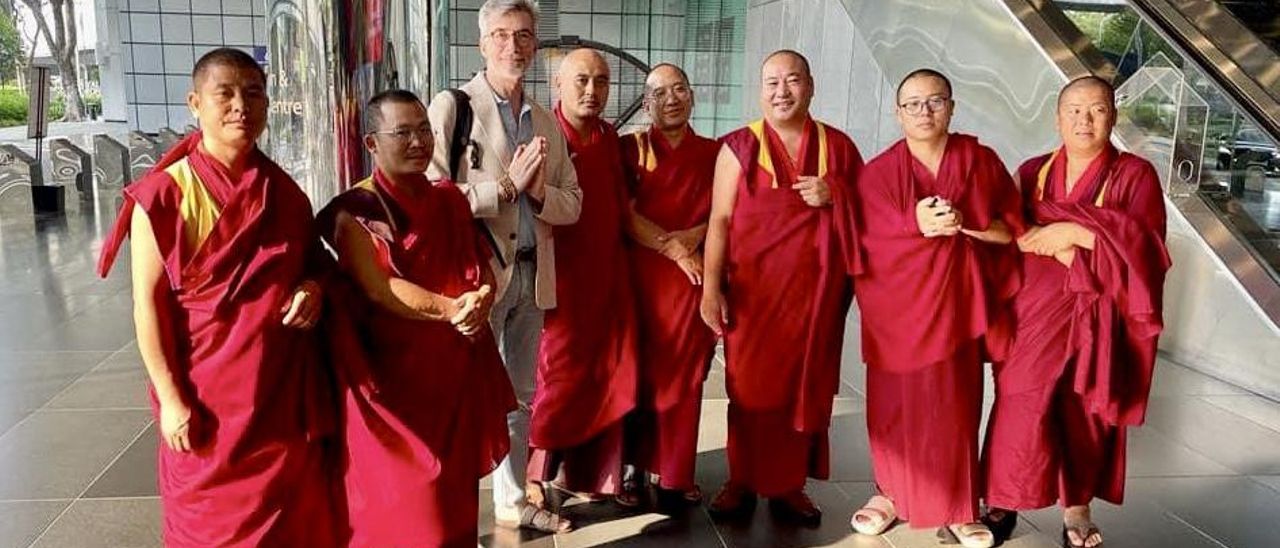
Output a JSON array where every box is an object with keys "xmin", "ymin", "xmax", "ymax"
[
  {"xmin": 896, "ymin": 68, "xmax": 952, "ymax": 102},
  {"xmin": 762, "ymin": 49, "xmax": 811, "ymax": 78},
  {"xmin": 644, "ymin": 63, "xmax": 694, "ymax": 131},
  {"xmin": 559, "ymin": 47, "xmax": 609, "ymax": 78},
  {"xmin": 1057, "ymin": 76, "xmax": 1115, "ymax": 109},
  {"xmin": 556, "ymin": 48, "xmax": 611, "ymax": 123},
  {"xmin": 193, "ymin": 47, "xmax": 265, "ymax": 87},
  {"xmin": 646, "ymin": 63, "xmax": 689, "ymax": 90}
]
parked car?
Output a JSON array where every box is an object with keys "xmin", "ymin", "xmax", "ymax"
[{"xmin": 1217, "ymin": 127, "xmax": 1280, "ymax": 172}]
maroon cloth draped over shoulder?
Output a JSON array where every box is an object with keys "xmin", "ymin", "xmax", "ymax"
[
  {"xmin": 855, "ymin": 134, "xmax": 1024, "ymax": 372},
  {"xmin": 531, "ymin": 108, "xmax": 639, "ymax": 450},
  {"xmin": 316, "ymin": 170, "xmax": 516, "ymax": 546},
  {"xmin": 97, "ymin": 133, "xmax": 335, "ymax": 547},
  {"xmin": 621, "ymin": 127, "xmax": 719, "ymax": 412},
  {"xmin": 1012, "ymin": 145, "xmax": 1170, "ymax": 426},
  {"xmin": 719, "ymin": 118, "xmax": 863, "ymax": 433}
]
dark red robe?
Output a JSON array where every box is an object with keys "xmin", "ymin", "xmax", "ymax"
[
  {"xmin": 97, "ymin": 133, "xmax": 335, "ymax": 547},
  {"xmin": 983, "ymin": 145, "xmax": 1170, "ymax": 509},
  {"xmin": 855, "ymin": 134, "xmax": 1022, "ymax": 527},
  {"xmin": 317, "ymin": 170, "xmax": 516, "ymax": 547},
  {"xmin": 620, "ymin": 127, "xmax": 719, "ymax": 490},
  {"xmin": 719, "ymin": 118, "xmax": 862, "ymax": 496},
  {"xmin": 526, "ymin": 108, "xmax": 639, "ymax": 494}
]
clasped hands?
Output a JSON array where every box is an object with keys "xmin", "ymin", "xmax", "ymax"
[
  {"xmin": 657, "ymin": 227, "xmax": 704, "ymax": 285},
  {"xmin": 448, "ymin": 284, "xmax": 493, "ymax": 338},
  {"xmin": 1017, "ymin": 223, "xmax": 1084, "ymax": 266},
  {"xmin": 915, "ymin": 196, "xmax": 963, "ymax": 237},
  {"xmin": 501, "ymin": 137, "xmax": 548, "ymax": 202}
]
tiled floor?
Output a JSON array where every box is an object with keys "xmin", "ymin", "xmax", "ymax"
[{"xmin": 2, "ymin": 204, "xmax": 1279, "ymax": 547}]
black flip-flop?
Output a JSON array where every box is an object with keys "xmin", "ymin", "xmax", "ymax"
[{"xmin": 1061, "ymin": 523, "xmax": 1102, "ymax": 548}]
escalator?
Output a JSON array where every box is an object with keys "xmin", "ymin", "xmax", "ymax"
[
  {"xmin": 998, "ymin": 0, "xmax": 1280, "ymax": 397},
  {"xmin": 1007, "ymin": 0, "xmax": 1280, "ymax": 397}
]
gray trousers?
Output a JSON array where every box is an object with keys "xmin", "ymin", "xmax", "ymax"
[{"xmin": 490, "ymin": 260, "xmax": 543, "ymax": 513}]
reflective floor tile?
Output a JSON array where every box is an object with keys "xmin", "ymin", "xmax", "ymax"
[
  {"xmin": 0, "ymin": 410, "xmax": 151, "ymax": 500},
  {"xmin": 0, "ymin": 500, "xmax": 68, "ymax": 548},
  {"xmin": 30, "ymin": 497, "xmax": 161, "ymax": 548},
  {"xmin": 82, "ymin": 425, "xmax": 158, "ymax": 499}
]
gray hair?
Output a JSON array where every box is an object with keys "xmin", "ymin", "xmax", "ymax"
[{"xmin": 478, "ymin": 0, "xmax": 540, "ymax": 36}]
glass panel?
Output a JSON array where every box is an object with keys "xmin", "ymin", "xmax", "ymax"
[
  {"xmin": 1057, "ymin": 1, "xmax": 1280, "ymax": 277},
  {"xmin": 444, "ymin": 0, "xmax": 746, "ymax": 131}
]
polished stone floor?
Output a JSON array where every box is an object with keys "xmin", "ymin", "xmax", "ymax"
[{"xmin": 2, "ymin": 204, "xmax": 1280, "ymax": 547}]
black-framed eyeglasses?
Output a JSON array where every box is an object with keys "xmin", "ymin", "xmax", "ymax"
[
  {"xmin": 368, "ymin": 126, "xmax": 432, "ymax": 142},
  {"xmin": 899, "ymin": 96, "xmax": 951, "ymax": 115}
]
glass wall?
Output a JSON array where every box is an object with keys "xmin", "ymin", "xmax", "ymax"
[
  {"xmin": 446, "ymin": 0, "xmax": 746, "ymax": 137},
  {"xmin": 1058, "ymin": 1, "xmax": 1280, "ymax": 276}
]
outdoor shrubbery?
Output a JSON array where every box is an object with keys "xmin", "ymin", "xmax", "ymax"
[{"xmin": 0, "ymin": 86, "xmax": 66, "ymax": 128}]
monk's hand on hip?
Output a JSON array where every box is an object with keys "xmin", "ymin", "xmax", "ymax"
[
  {"xmin": 160, "ymin": 401, "xmax": 194, "ymax": 453},
  {"xmin": 792, "ymin": 176, "xmax": 831, "ymax": 207},
  {"xmin": 700, "ymin": 289, "xmax": 729, "ymax": 336},
  {"xmin": 280, "ymin": 280, "xmax": 322, "ymax": 329}
]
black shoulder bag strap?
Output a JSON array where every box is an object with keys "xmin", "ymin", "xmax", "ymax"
[{"xmin": 446, "ymin": 88, "xmax": 507, "ymax": 269}]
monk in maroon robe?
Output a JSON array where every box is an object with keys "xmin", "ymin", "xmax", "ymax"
[
  {"xmin": 983, "ymin": 76, "xmax": 1171, "ymax": 548},
  {"xmin": 317, "ymin": 90, "xmax": 516, "ymax": 547},
  {"xmin": 96, "ymin": 49, "xmax": 334, "ymax": 547},
  {"xmin": 621, "ymin": 63, "xmax": 719, "ymax": 506},
  {"xmin": 852, "ymin": 69, "xmax": 1022, "ymax": 547},
  {"xmin": 702, "ymin": 50, "xmax": 863, "ymax": 526},
  {"xmin": 524, "ymin": 49, "xmax": 638, "ymax": 520}
]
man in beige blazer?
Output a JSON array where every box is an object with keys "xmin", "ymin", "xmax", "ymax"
[{"xmin": 426, "ymin": 0, "xmax": 582, "ymax": 535}]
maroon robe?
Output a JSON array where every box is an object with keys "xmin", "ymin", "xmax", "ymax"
[
  {"xmin": 621, "ymin": 127, "xmax": 719, "ymax": 490},
  {"xmin": 317, "ymin": 170, "xmax": 516, "ymax": 547},
  {"xmin": 719, "ymin": 118, "xmax": 862, "ymax": 496},
  {"xmin": 855, "ymin": 134, "xmax": 1022, "ymax": 527},
  {"xmin": 97, "ymin": 133, "xmax": 335, "ymax": 547},
  {"xmin": 983, "ymin": 145, "xmax": 1170, "ymax": 509},
  {"xmin": 526, "ymin": 108, "xmax": 639, "ymax": 494}
]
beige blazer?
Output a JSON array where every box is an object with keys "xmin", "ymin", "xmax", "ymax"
[{"xmin": 427, "ymin": 72, "xmax": 582, "ymax": 309}]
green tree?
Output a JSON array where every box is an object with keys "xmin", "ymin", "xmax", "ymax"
[
  {"xmin": 18, "ymin": 0, "xmax": 83, "ymax": 121},
  {"xmin": 0, "ymin": 12, "xmax": 22, "ymax": 85}
]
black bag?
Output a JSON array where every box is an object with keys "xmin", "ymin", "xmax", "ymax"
[{"xmin": 445, "ymin": 88, "xmax": 507, "ymax": 268}]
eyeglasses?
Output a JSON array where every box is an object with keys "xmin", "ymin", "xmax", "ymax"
[
  {"xmin": 486, "ymin": 29, "xmax": 536, "ymax": 46},
  {"xmin": 369, "ymin": 126, "xmax": 432, "ymax": 143},
  {"xmin": 898, "ymin": 96, "xmax": 951, "ymax": 115},
  {"xmin": 648, "ymin": 84, "xmax": 692, "ymax": 103}
]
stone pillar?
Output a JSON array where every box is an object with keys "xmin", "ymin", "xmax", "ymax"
[{"xmin": 49, "ymin": 138, "xmax": 93, "ymax": 203}]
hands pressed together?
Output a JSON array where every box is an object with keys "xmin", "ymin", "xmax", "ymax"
[
  {"xmin": 915, "ymin": 196, "xmax": 963, "ymax": 237},
  {"xmin": 504, "ymin": 137, "xmax": 549, "ymax": 202}
]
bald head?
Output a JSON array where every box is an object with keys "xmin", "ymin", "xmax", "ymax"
[
  {"xmin": 646, "ymin": 63, "xmax": 689, "ymax": 89},
  {"xmin": 556, "ymin": 48, "xmax": 611, "ymax": 124},
  {"xmin": 1057, "ymin": 76, "xmax": 1115, "ymax": 109},
  {"xmin": 193, "ymin": 47, "xmax": 265, "ymax": 88},
  {"xmin": 1056, "ymin": 75, "xmax": 1116, "ymax": 156},
  {"xmin": 759, "ymin": 50, "xmax": 814, "ymax": 126},
  {"xmin": 762, "ymin": 49, "xmax": 811, "ymax": 79},
  {"xmin": 559, "ymin": 48, "xmax": 609, "ymax": 79},
  {"xmin": 645, "ymin": 63, "xmax": 694, "ymax": 132}
]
